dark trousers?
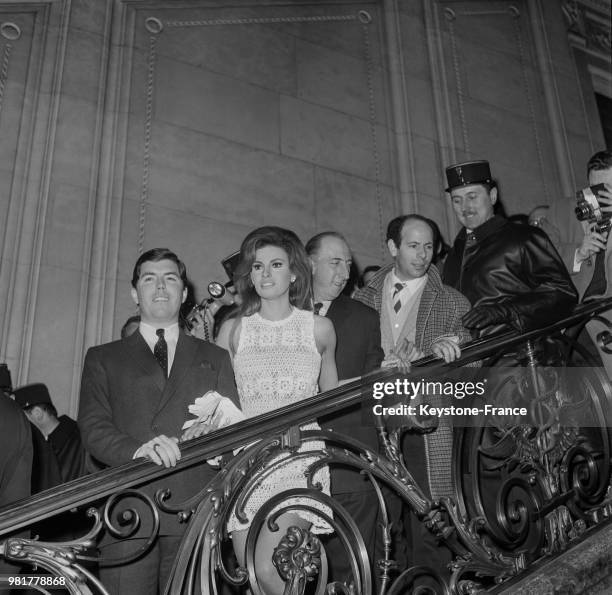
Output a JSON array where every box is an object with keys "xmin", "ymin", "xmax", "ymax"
[
  {"xmin": 400, "ymin": 432, "xmax": 452, "ymax": 580},
  {"xmin": 99, "ymin": 535, "xmax": 182, "ymax": 595},
  {"xmin": 323, "ymin": 489, "xmax": 379, "ymax": 584}
]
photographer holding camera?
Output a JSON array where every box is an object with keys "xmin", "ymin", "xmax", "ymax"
[
  {"xmin": 184, "ymin": 251, "xmax": 241, "ymax": 342},
  {"xmin": 186, "ymin": 280, "xmax": 239, "ymax": 341},
  {"xmin": 567, "ymin": 150, "xmax": 612, "ymax": 301},
  {"xmin": 533, "ymin": 150, "xmax": 612, "ymax": 376}
]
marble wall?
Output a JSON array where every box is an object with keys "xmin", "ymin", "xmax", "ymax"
[{"xmin": 0, "ymin": 0, "xmax": 606, "ymax": 415}]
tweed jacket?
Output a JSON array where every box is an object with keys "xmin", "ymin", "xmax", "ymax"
[
  {"xmin": 353, "ymin": 263, "xmax": 471, "ymax": 354},
  {"xmin": 353, "ymin": 264, "xmax": 471, "ymax": 500}
]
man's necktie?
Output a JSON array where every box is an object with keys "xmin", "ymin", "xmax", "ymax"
[
  {"xmin": 154, "ymin": 329, "xmax": 168, "ymax": 377},
  {"xmin": 464, "ymin": 232, "xmax": 477, "ymax": 251},
  {"xmin": 584, "ymin": 250, "xmax": 606, "ymax": 300},
  {"xmin": 392, "ymin": 282, "xmax": 404, "ymax": 313},
  {"xmin": 462, "ymin": 232, "xmax": 477, "ymax": 268},
  {"xmin": 314, "ymin": 302, "xmax": 323, "ymax": 315}
]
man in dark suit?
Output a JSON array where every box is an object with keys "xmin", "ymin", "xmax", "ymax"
[
  {"xmin": 78, "ymin": 248, "xmax": 238, "ymax": 595},
  {"xmin": 305, "ymin": 231, "xmax": 385, "ymax": 585},
  {"xmin": 0, "ymin": 393, "xmax": 32, "ymax": 577}
]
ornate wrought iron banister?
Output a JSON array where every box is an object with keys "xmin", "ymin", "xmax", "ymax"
[
  {"xmin": 1, "ymin": 298, "xmax": 611, "ymax": 594},
  {"xmin": 2, "ymin": 298, "xmax": 611, "ymax": 536}
]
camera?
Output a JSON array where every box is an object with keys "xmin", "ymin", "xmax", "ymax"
[
  {"xmin": 575, "ymin": 183, "xmax": 611, "ymax": 234},
  {"xmin": 186, "ymin": 281, "xmax": 235, "ymax": 323},
  {"xmin": 185, "ymin": 251, "xmax": 241, "ymax": 334}
]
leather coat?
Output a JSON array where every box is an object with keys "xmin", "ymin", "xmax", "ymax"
[{"xmin": 443, "ymin": 215, "xmax": 578, "ymax": 335}]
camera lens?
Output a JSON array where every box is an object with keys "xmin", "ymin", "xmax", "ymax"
[
  {"xmin": 575, "ymin": 204, "xmax": 592, "ymax": 221},
  {"xmin": 600, "ymin": 219, "xmax": 612, "ymax": 234}
]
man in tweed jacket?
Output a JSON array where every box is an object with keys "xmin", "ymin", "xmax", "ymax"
[
  {"xmin": 353, "ymin": 214, "xmax": 471, "ymax": 576},
  {"xmin": 353, "ymin": 215, "xmax": 470, "ymax": 371}
]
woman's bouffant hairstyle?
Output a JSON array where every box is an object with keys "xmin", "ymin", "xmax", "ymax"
[{"xmin": 234, "ymin": 226, "xmax": 313, "ymax": 316}]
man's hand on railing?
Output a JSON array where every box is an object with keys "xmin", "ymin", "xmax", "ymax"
[
  {"xmin": 381, "ymin": 339, "xmax": 423, "ymax": 373},
  {"xmin": 431, "ymin": 335, "xmax": 461, "ymax": 362},
  {"xmin": 133, "ymin": 434, "xmax": 181, "ymax": 468}
]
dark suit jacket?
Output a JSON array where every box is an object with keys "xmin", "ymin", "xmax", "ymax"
[
  {"xmin": 78, "ymin": 331, "xmax": 238, "ymax": 535},
  {"xmin": 0, "ymin": 395, "xmax": 32, "ymax": 508},
  {"xmin": 546, "ymin": 198, "xmax": 612, "ymax": 301},
  {"xmin": 321, "ymin": 295, "xmax": 384, "ymax": 494},
  {"xmin": 0, "ymin": 395, "xmax": 32, "ymax": 575}
]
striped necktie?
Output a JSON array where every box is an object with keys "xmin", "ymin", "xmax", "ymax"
[{"xmin": 393, "ymin": 282, "xmax": 405, "ymax": 313}]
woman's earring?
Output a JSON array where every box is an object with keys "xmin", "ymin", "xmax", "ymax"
[{"xmin": 291, "ymin": 276, "xmax": 296, "ymax": 283}]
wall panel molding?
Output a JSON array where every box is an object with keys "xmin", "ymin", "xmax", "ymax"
[
  {"xmin": 0, "ymin": 0, "xmax": 72, "ymax": 385},
  {"xmin": 425, "ymin": 0, "xmax": 568, "ymax": 230},
  {"xmin": 83, "ymin": 0, "xmax": 397, "ymax": 358}
]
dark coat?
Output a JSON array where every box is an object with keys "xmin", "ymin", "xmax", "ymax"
[
  {"xmin": 0, "ymin": 395, "xmax": 32, "ymax": 576},
  {"xmin": 50, "ymin": 416, "xmax": 87, "ymax": 484},
  {"xmin": 78, "ymin": 330, "xmax": 238, "ymax": 535},
  {"xmin": 31, "ymin": 416, "xmax": 86, "ymax": 494},
  {"xmin": 321, "ymin": 295, "xmax": 384, "ymax": 494},
  {"xmin": 0, "ymin": 395, "xmax": 32, "ymax": 508},
  {"xmin": 30, "ymin": 417, "xmax": 89, "ymax": 541},
  {"xmin": 443, "ymin": 215, "xmax": 578, "ymax": 335}
]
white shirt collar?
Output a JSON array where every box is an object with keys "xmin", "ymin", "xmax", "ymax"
[
  {"xmin": 138, "ymin": 322, "xmax": 180, "ymax": 375},
  {"xmin": 139, "ymin": 321, "xmax": 179, "ymax": 343},
  {"xmin": 315, "ymin": 299, "xmax": 332, "ymax": 316},
  {"xmin": 389, "ymin": 270, "xmax": 427, "ymax": 296}
]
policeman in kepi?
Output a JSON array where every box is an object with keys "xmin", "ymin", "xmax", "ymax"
[{"xmin": 442, "ymin": 159, "xmax": 578, "ymax": 337}]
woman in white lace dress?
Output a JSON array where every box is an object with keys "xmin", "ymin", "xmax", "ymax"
[{"xmin": 217, "ymin": 226, "xmax": 338, "ymax": 594}]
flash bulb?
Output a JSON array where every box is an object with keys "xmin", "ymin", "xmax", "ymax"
[{"xmin": 208, "ymin": 281, "xmax": 226, "ymax": 299}]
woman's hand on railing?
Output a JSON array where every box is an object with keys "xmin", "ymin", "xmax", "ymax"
[{"xmin": 181, "ymin": 421, "xmax": 215, "ymax": 441}]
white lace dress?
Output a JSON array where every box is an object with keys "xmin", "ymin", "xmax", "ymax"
[{"xmin": 227, "ymin": 308, "xmax": 332, "ymax": 534}]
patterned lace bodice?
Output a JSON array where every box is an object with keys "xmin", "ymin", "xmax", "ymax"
[
  {"xmin": 234, "ymin": 308, "xmax": 320, "ymax": 417},
  {"xmin": 227, "ymin": 307, "xmax": 331, "ymax": 534}
]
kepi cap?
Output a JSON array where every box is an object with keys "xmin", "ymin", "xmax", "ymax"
[
  {"xmin": 13, "ymin": 383, "xmax": 53, "ymax": 409},
  {"xmin": 445, "ymin": 160, "xmax": 493, "ymax": 192}
]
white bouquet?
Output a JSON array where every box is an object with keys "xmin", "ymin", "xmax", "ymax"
[{"xmin": 182, "ymin": 390, "xmax": 246, "ymax": 431}]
